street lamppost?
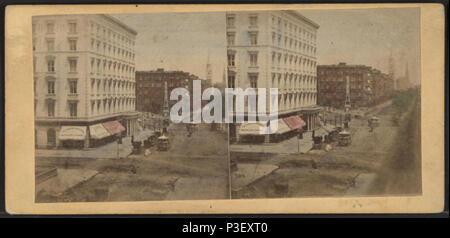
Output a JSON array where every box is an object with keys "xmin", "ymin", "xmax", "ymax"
[{"xmin": 117, "ymin": 133, "xmax": 122, "ymax": 159}]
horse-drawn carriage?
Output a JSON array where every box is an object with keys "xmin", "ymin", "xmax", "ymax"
[
  {"xmin": 156, "ymin": 135, "xmax": 170, "ymax": 151},
  {"xmin": 337, "ymin": 130, "xmax": 352, "ymax": 146},
  {"xmin": 132, "ymin": 130, "xmax": 162, "ymax": 154}
]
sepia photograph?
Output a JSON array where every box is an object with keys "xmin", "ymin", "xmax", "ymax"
[
  {"xmin": 3, "ymin": 3, "xmax": 445, "ymax": 214},
  {"xmin": 227, "ymin": 9, "xmax": 422, "ymax": 199},
  {"xmin": 33, "ymin": 12, "xmax": 229, "ymax": 202}
]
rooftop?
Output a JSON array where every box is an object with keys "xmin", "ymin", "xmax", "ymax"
[
  {"xmin": 318, "ymin": 62, "xmax": 372, "ymax": 69},
  {"xmin": 102, "ymin": 14, "xmax": 138, "ymax": 35},
  {"xmin": 285, "ymin": 10, "xmax": 320, "ymax": 29}
]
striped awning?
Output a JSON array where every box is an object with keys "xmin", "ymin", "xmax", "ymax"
[
  {"xmin": 238, "ymin": 119, "xmax": 291, "ymax": 135},
  {"xmin": 270, "ymin": 119, "xmax": 291, "ymax": 134},
  {"xmin": 102, "ymin": 120, "xmax": 126, "ymax": 135},
  {"xmin": 283, "ymin": 115, "xmax": 306, "ymax": 131},
  {"xmin": 89, "ymin": 124, "xmax": 111, "ymax": 139}
]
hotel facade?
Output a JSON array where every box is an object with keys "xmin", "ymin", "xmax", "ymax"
[
  {"xmin": 33, "ymin": 14, "xmax": 139, "ymax": 149},
  {"xmin": 226, "ymin": 10, "xmax": 320, "ymax": 143}
]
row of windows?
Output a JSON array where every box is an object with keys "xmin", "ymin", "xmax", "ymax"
[
  {"xmin": 41, "ymin": 57, "xmax": 78, "ymax": 73},
  {"xmin": 90, "ymin": 98, "xmax": 135, "ymax": 116},
  {"xmin": 227, "ymin": 73, "xmax": 316, "ymax": 91},
  {"xmin": 90, "ymin": 21, "xmax": 135, "ymax": 49},
  {"xmin": 226, "ymin": 32, "xmax": 259, "ymax": 46},
  {"xmin": 38, "ymin": 57, "xmax": 135, "ymax": 80},
  {"xmin": 320, "ymin": 84, "xmax": 366, "ymax": 90},
  {"xmin": 227, "ymin": 50, "xmax": 316, "ymax": 72},
  {"xmin": 43, "ymin": 79, "xmax": 78, "ymax": 95},
  {"xmin": 42, "ymin": 98, "xmax": 136, "ymax": 118},
  {"xmin": 32, "ymin": 38, "xmax": 78, "ymax": 52},
  {"xmin": 226, "ymin": 14, "xmax": 259, "ymax": 27},
  {"xmin": 227, "ymin": 51, "xmax": 259, "ymax": 67},
  {"xmin": 225, "ymin": 14, "xmax": 316, "ymax": 40},
  {"xmin": 318, "ymin": 70, "xmax": 371, "ymax": 76},
  {"xmin": 271, "ymin": 73, "xmax": 317, "ymax": 90},
  {"xmin": 270, "ymin": 15, "xmax": 317, "ymax": 41},
  {"xmin": 226, "ymin": 32, "xmax": 315, "ymax": 57},
  {"xmin": 44, "ymin": 100, "xmax": 78, "ymax": 118},
  {"xmin": 138, "ymin": 81, "xmax": 189, "ymax": 88},
  {"xmin": 91, "ymin": 38, "xmax": 135, "ymax": 62},
  {"xmin": 32, "ymin": 20, "xmax": 77, "ymax": 35},
  {"xmin": 277, "ymin": 92, "xmax": 317, "ymax": 110},
  {"xmin": 271, "ymin": 52, "xmax": 317, "ymax": 68},
  {"xmin": 90, "ymin": 57, "xmax": 135, "ymax": 77},
  {"xmin": 227, "ymin": 74, "xmax": 259, "ymax": 91},
  {"xmin": 228, "ymin": 91, "xmax": 317, "ymax": 112},
  {"xmin": 90, "ymin": 78, "xmax": 136, "ymax": 94},
  {"xmin": 271, "ymin": 32, "xmax": 316, "ymax": 54},
  {"xmin": 38, "ymin": 78, "xmax": 135, "ymax": 98}
]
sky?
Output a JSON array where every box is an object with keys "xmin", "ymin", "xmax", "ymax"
[
  {"xmin": 112, "ymin": 12, "xmax": 226, "ymax": 83},
  {"xmin": 299, "ymin": 8, "xmax": 421, "ymax": 85},
  {"xmin": 112, "ymin": 8, "xmax": 421, "ymax": 85}
]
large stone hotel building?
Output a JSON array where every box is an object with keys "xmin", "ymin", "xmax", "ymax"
[
  {"xmin": 226, "ymin": 11, "xmax": 321, "ymax": 143},
  {"xmin": 33, "ymin": 14, "xmax": 139, "ymax": 149}
]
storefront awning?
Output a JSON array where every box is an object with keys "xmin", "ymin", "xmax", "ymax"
[
  {"xmin": 59, "ymin": 126, "xmax": 87, "ymax": 140},
  {"xmin": 271, "ymin": 119, "xmax": 291, "ymax": 134},
  {"xmin": 102, "ymin": 120, "xmax": 126, "ymax": 135},
  {"xmin": 283, "ymin": 115, "xmax": 306, "ymax": 131},
  {"xmin": 89, "ymin": 124, "xmax": 111, "ymax": 140},
  {"xmin": 238, "ymin": 122, "xmax": 267, "ymax": 135},
  {"xmin": 238, "ymin": 119, "xmax": 291, "ymax": 135}
]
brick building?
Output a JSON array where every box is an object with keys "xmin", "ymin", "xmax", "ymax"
[
  {"xmin": 135, "ymin": 69, "xmax": 208, "ymax": 114},
  {"xmin": 317, "ymin": 63, "xmax": 393, "ymax": 109}
]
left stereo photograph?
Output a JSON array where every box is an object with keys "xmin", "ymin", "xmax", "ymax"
[{"xmin": 32, "ymin": 13, "xmax": 230, "ymax": 202}]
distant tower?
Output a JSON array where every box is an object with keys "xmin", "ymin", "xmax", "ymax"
[
  {"xmin": 206, "ymin": 50, "xmax": 213, "ymax": 87},
  {"xmin": 388, "ymin": 51, "xmax": 396, "ymax": 90}
]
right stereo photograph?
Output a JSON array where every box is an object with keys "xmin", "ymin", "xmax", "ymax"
[{"xmin": 226, "ymin": 9, "xmax": 421, "ymax": 199}]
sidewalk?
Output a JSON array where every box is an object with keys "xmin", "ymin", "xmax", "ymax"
[
  {"xmin": 230, "ymin": 132, "xmax": 314, "ymax": 154},
  {"xmin": 35, "ymin": 137, "xmax": 133, "ymax": 159},
  {"xmin": 36, "ymin": 169, "xmax": 99, "ymax": 196}
]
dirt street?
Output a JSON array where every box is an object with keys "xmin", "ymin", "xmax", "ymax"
[
  {"xmin": 36, "ymin": 123, "xmax": 229, "ymax": 202},
  {"xmin": 232, "ymin": 97, "xmax": 421, "ymax": 199}
]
